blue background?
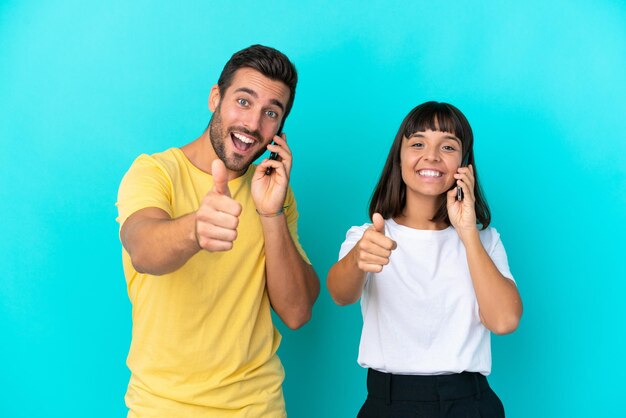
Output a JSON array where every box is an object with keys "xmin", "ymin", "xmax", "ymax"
[{"xmin": 1, "ymin": 1, "xmax": 625, "ymax": 417}]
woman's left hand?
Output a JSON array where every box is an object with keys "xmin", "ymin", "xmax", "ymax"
[{"xmin": 447, "ymin": 164, "xmax": 478, "ymax": 238}]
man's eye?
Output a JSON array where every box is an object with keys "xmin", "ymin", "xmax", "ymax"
[
  {"xmin": 237, "ymin": 98, "xmax": 249, "ymax": 106},
  {"xmin": 266, "ymin": 110, "xmax": 278, "ymax": 119}
]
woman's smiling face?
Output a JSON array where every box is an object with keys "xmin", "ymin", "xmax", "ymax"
[{"xmin": 400, "ymin": 129, "xmax": 463, "ymax": 200}]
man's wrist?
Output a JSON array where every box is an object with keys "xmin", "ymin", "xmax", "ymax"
[
  {"xmin": 189, "ymin": 212, "xmax": 202, "ymax": 250},
  {"xmin": 256, "ymin": 205, "xmax": 289, "ymax": 218}
]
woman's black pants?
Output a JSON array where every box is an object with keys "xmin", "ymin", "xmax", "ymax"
[{"xmin": 357, "ymin": 369, "xmax": 505, "ymax": 418}]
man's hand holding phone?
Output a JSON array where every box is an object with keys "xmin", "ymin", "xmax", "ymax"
[
  {"xmin": 265, "ymin": 135, "xmax": 280, "ymax": 176},
  {"xmin": 252, "ymin": 133, "xmax": 292, "ymax": 216}
]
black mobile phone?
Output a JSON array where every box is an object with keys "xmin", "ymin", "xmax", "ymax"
[
  {"xmin": 265, "ymin": 132, "xmax": 281, "ymax": 175},
  {"xmin": 456, "ymin": 152, "xmax": 470, "ymax": 201}
]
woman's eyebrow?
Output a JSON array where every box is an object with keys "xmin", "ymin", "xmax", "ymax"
[
  {"xmin": 444, "ymin": 135, "xmax": 462, "ymax": 144},
  {"xmin": 407, "ymin": 133, "xmax": 461, "ymax": 144}
]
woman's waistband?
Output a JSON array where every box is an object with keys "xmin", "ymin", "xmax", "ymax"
[{"xmin": 366, "ymin": 368, "xmax": 490, "ymax": 402}]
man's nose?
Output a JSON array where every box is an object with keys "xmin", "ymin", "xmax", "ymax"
[{"xmin": 242, "ymin": 110, "xmax": 262, "ymax": 132}]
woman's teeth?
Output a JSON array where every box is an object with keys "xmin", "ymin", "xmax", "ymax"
[{"xmin": 418, "ymin": 170, "xmax": 442, "ymax": 177}]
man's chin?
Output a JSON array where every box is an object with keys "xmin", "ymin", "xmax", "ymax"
[
  {"xmin": 228, "ymin": 149, "xmax": 266, "ymax": 171},
  {"xmin": 223, "ymin": 154, "xmax": 254, "ymax": 172}
]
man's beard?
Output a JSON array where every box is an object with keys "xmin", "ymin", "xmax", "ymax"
[{"xmin": 209, "ymin": 105, "xmax": 267, "ymax": 172}]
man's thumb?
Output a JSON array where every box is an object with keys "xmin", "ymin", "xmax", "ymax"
[
  {"xmin": 372, "ymin": 212, "xmax": 385, "ymax": 233},
  {"xmin": 212, "ymin": 159, "xmax": 230, "ymax": 197}
]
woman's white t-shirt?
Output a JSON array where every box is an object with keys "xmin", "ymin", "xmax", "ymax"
[{"xmin": 338, "ymin": 219, "xmax": 515, "ymax": 376}]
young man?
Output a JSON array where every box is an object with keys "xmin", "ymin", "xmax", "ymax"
[{"xmin": 116, "ymin": 45, "xmax": 319, "ymax": 417}]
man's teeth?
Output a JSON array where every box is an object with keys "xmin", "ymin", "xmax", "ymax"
[
  {"xmin": 418, "ymin": 170, "xmax": 442, "ymax": 177},
  {"xmin": 233, "ymin": 133, "xmax": 254, "ymax": 144}
]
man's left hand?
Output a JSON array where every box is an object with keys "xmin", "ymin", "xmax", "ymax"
[{"xmin": 252, "ymin": 133, "xmax": 292, "ymax": 215}]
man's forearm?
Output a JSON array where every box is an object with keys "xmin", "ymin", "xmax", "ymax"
[
  {"xmin": 122, "ymin": 209, "xmax": 200, "ymax": 276},
  {"xmin": 260, "ymin": 215, "xmax": 319, "ymax": 329}
]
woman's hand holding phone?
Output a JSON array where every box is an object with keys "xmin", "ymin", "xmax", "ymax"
[{"xmin": 447, "ymin": 164, "xmax": 478, "ymax": 239}]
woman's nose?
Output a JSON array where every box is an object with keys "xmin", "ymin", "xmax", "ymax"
[{"xmin": 423, "ymin": 148, "xmax": 441, "ymax": 161}]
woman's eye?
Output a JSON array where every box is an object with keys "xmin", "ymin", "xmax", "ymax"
[
  {"xmin": 411, "ymin": 142, "xmax": 424, "ymax": 148},
  {"xmin": 443, "ymin": 145, "xmax": 456, "ymax": 151}
]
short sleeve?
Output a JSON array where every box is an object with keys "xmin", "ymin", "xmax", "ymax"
[
  {"xmin": 338, "ymin": 224, "xmax": 370, "ymax": 260},
  {"xmin": 484, "ymin": 228, "xmax": 516, "ymax": 284},
  {"xmin": 116, "ymin": 154, "xmax": 174, "ymax": 230}
]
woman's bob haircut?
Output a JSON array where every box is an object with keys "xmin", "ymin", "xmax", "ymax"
[{"xmin": 369, "ymin": 101, "xmax": 491, "ymax": 229}]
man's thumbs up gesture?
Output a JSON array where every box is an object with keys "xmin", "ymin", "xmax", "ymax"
[
  {"xmin": 211, "ymin": 158, "xmax": 232, "ymax": 198},
  {"xmin": 354, "ymin": 213, "xmax": 397, "ymax": 273},
  {"xmin": 195, "ymin": 159, "xmax": 243, "ymax": 252}
]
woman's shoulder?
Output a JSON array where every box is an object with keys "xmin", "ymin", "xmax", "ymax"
[
  {"xmin": 344, "ymin": 223, "xmax": 371, "ymax": 240},
  {"xmin": 479, "ymin": 225, "xmax": 501, "ymax": 236},
  {"xmin": 478, "ymin": 226, "xmax": 504, "ymax": 249}
]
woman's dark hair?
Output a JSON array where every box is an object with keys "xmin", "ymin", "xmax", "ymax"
[
  {"xmin": 368, "ymin": 101, "xmax": 491, "ymax": 229},
  {"xmin": 217, "ymin": 44, "xmax": 298, "ymax": 133}
]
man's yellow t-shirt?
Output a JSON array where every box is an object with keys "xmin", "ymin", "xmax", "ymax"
[{"xmin": 116, "ymin": 148, "xmax": 309, "ymax": 417}]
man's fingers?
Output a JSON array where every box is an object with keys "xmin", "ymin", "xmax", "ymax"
[
  {"xmin": 195, "ymin": 209, "xmax": 240, "ymax": 252},
  {"xmin": 195, "ymin": 160, "xmax": 243, "ymax": 253},
  {"xmin": 212, "ymin": 159, "xmax": 230, "ymax": 197},
  {"xmin": 258, "ymin": 158, "xmax": 286, "ymax": 175},
  {"xmin": 196, "ymin": 208, "xmax": 240, "ymax": 230},
  {"xmin": 202, "ymin": 193, "xmax": 243, "ymax": 218},
  {"xmin": 196, "ymin": 222, "xmax": 238, "ymax": 244},
  {"xmin": 197, "ymin": 237, "xmax": 235, "ymax": 252}
]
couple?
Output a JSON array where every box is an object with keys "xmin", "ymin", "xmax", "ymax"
[{"xmin": 116, "ymin": 45, "xmax": 522, "ymax": 418}]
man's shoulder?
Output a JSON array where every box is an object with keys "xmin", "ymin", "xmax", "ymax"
[
  {"xmin": 129, "ymin": 148, "xmax": 185, "ymax": 175},
  {"xmin": 141, "ymin": 147, "xmax": 181, "ymax": 164}
]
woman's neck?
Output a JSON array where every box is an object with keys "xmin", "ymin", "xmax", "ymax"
[{"xmin": 394, "ymin": 195, "xmax": 449, "ymax": 230}]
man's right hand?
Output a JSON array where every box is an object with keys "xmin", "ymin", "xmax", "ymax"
[
  {"xmin": 195, "ymin": 159, "xmax": 243, "ymax": 252},
  {"xmin": 353, "ymin": 213, "xmax": 397, "ymax": 273}
]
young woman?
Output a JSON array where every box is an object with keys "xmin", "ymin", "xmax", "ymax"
[{"xmin": 327, "ymin": 101, "xmax": 522, "ymax": 418}]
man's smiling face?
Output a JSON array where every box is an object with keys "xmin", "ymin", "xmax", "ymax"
[{"xmin": 208, "ymin": 67, "xmax": 290, "ymax": 173}]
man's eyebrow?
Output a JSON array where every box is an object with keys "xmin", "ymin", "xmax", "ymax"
[
  {"xmin": 269, "ymin": 99, "xmax": 285, "ymax": 112},
  {"xmin": 234, "ymin": 87, "xmax": 285, "ymax": 112},
  {"xmin": 234, "ymin": 87, "xmax": 257, "ymax": 98}
]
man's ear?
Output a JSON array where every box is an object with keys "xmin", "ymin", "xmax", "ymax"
[{"xmin": 208, "ymin": 84, "xmax": 220, "ymax": 112}]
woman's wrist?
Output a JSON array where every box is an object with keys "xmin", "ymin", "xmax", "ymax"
[{"xmin": 458, "ymin": 226, "xmax": 480, "ymax": 246}]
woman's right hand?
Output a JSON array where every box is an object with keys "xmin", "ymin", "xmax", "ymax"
[{"xmin": 352, "ymin": 213, "xmax": 397, "ymax": 273}]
